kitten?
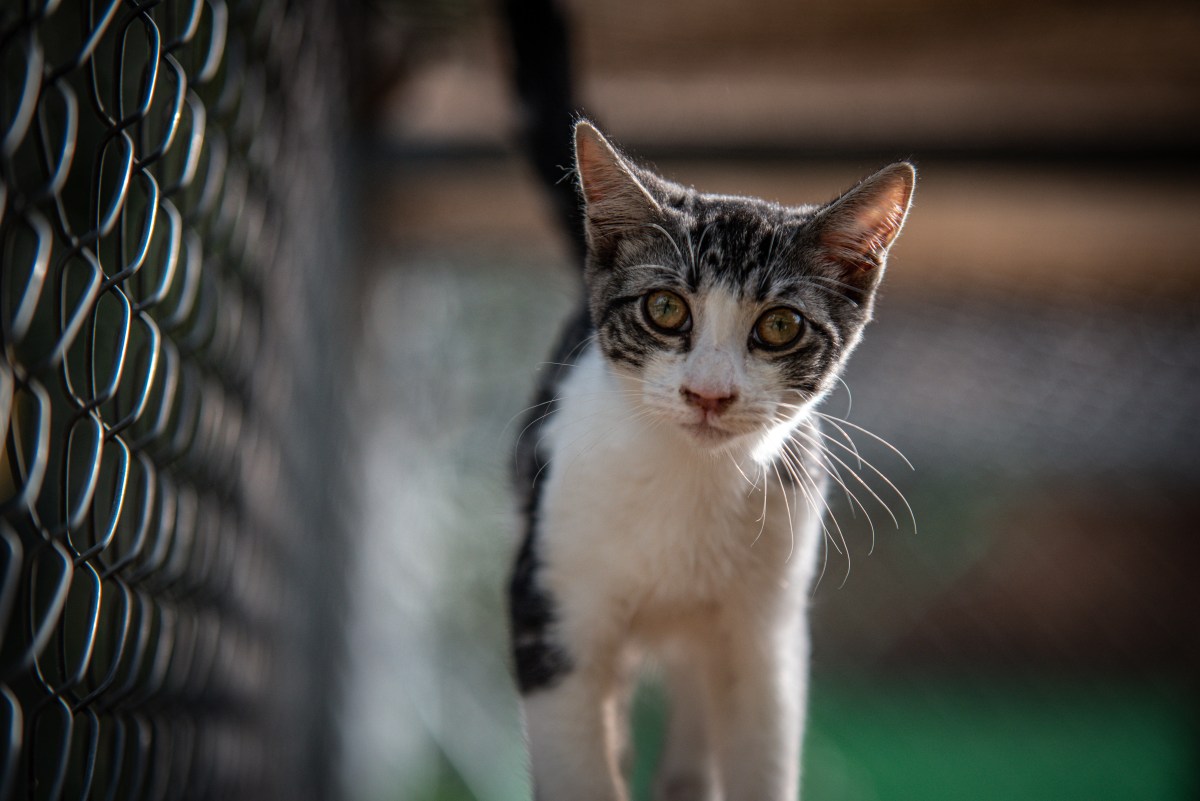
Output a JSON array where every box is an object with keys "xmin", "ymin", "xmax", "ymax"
[{"xmin": 509, "ymin": 121, "xmax": 914, "ymax": 801}]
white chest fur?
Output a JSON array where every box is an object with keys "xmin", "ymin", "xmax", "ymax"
[{"xmin": 537, "ymin": 347, "xmax": 820, "ymax": 625}]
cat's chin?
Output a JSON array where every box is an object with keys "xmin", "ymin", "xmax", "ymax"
[{"xmin": 678, "ymin": 421, "xmax": 744, "ymax": 449}]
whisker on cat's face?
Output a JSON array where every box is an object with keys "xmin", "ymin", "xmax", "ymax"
[
  {"xmin": 764, "ymin": 418, "xmax": 835, "ymax": 514},
  {"xmin": 779, "ymin": 433, "xmax": 860, "ymax": 575},
  {"xmin": 643, "ymin": 223, "xmax": 686, "ymax": 265},
  {"xmin": 760, "ymin": 218, "xmax": 809, "ymax": 280},
  {"xmin": 790, "ymin": 421, "xmax": 917, "ymax": 537},
  {"xmin": 787, "ymin": 406, "xmax": 918, "ymax": 538},
  {"xmin": 768, "ymin": 462, "xmax": 798, "ymax": 562},
  {"xmin": 812, "ymin": 409, "xmax": 915, "ymax": 471},
  {"xmin": 727, "ymin": 451, "xmax": 763, "ymax": 493}
]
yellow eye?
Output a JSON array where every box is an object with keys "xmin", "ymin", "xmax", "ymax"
[
  {"xmin": 644, "ymin": 290, "xmax": 691, "ymax": 332},
  {"xmin": 753, "ymin": 307, "xmax": 804, "ymax": 349}
]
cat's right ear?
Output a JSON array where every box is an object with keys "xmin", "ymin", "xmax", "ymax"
[{"xmin": 574, "ymin": 121, "xmax": 662, "ymax": 248}]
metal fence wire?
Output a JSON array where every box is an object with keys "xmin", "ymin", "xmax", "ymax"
[{"xmin": 1, "ymin": 2, "xmax": 351, "ymax": 799}]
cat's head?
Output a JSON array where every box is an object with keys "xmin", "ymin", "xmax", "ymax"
[{"xmin": 573, "ymin": 121, "xmax": 914, "ymax": 455}]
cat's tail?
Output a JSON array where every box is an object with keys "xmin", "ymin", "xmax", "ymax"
[{"xmin": 501, "ymin": 0, "xmax": 588, "ymax": 265}]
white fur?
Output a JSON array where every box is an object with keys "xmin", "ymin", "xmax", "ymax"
[{"xmin": 522, "ymin": 290, "xmax": 823, "ymax": 801}]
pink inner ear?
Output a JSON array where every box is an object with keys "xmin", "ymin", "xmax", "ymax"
[
  {"xmin": 575, "ymin": 132, "xmax": 612, "ymax": 206},
  {"xmin": 578, "ymin": 153, "xmax": 626, "ymax": 208},
  {"xmin": 574, "ymin": 125, "xmax": 662, "ymax": 232},
  {"xmin": 837, "ymin": 203, "xmax": 906, "ymax": 265},
  {"xmin": 575, "ymin": 125, "xmax": 639, "ymax": 210},
  {"xmin": 820, "ymin": 173, "xmax": 912, "ymax": 272}
]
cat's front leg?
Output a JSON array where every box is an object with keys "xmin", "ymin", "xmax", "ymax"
[
  {"xmin": 523, "ymin": 656, "xmax": 629, "ymax": 801},
  {"xmin": 654, "ymin": 649, "xmax": 718, "ymax": 801},
  {"xmin": 707, "ymin": 605, "xmax": 809, "ymax": 801},
  {"xmin": 523, "ymin": 609, "xmax": 638, "ymax": 796}
]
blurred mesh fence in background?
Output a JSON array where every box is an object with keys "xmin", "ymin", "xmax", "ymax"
[{"xmin": 1, "ymin": 2, "xmax": 352, "ymax": 799}]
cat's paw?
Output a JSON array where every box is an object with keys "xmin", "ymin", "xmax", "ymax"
[{"xmin": 654, "ymin": 773, "xmax": 714, "ymax": 801}]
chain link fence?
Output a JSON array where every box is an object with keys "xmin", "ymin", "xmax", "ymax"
[{"xmin": 1, "ymin": 2, "xmax": 352, "ymax": 799}]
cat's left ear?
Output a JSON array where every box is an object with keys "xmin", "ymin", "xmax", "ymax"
[{"xmin": 815, "ymin": 162, "xmax": 915, "ymax": 287}]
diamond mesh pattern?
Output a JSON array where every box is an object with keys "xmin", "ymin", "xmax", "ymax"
[{"xmin": 1, "ymin": 2, "xmax": 350, "ymax": 799}]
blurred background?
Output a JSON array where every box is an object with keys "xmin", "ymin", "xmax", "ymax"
[
  {"xmin": 11, "ymin": 1, "xmax": 1195, "ymax": 800},
  {"xmin": 340, "ymin": 0, "xmax": 1200, "ymax": 800}
]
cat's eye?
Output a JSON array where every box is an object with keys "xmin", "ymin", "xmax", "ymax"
[
  {"xmin": 753, "ymin": 307, "xmax": 805, "ymax": 350},
  {"xmin": 643, "ymin": 290, "xmax": 691, "ymax": 333}
]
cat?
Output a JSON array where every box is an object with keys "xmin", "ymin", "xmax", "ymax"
[{"xmin": 509, "ymin": 120, "xmax": 914, "ymax": 801}]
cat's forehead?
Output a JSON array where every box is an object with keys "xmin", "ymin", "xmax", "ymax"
[
  {"xmin": 644, "ymin": 194, "xmax": 819, "ymax": 292},
  {"xmin": 671, "ymin": 190, "xmax": 798, "ymax": 228}
]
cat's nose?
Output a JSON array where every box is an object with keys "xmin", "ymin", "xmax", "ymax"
[{"xmin": 681, "ymin": 386, "xmax": 738, "ymax": 415}]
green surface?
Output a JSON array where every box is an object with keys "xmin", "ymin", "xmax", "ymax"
[{"xmin": 623, "ymin": 677, "xmax": 1197, "ymax": 801}]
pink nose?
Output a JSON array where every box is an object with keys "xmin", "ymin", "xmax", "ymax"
[{"xmin": 681, "ymin": 387, "xmax": 737, "ymax": 415}]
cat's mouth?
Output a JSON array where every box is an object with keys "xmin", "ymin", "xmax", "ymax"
[{"xmin": 680, "ymin": 420, "xmax": 738, "ymax": 445}]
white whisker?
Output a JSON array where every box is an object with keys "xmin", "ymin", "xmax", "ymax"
[
  {"xmin": 813, "ymin": 528, "xmax": 831, "ymax": 594},
  {"xmin": 751, "ymin": 461, "xmax": 770, "ymax": 546},
  {"xmin": 554, "ymin": 332, "xmax": 600, "ymax": 367},
  {"xmin": 807, "ymin": 410, "xmax": 864, "ymax": 471},
  {"xmin": 773, "ymin": 409, "xmax": 864, "ymax": 509},
  {"xmin": 774, "ymin": 433, "xmax": 849, "ymax": 577},
  {"xmin": 696, "ymin": 221, "xmax": 716, "ymax": 270},
  {"xmin": 791, "ymin": 425, "xmax": 914, "ymax": 536},
  {"xmin": 770, "ymin": 462, "xmax": 797, "ymax": 563},
  {"xmin": 728, "ymin": 452, "xmax": 762, "ymax": 493},
  {"xmin": 644, "ymin": 223, "xmax": 685, "ymax": 265},
  {"xmin": 803, "ymin": 417, "xmax": 917, "ymax": 534},
  {"xmin": 812, "ymin": 410, "xmax": 915, "ymax": 472},
  {"xmin": 763, "ymin": 420, "xmax": 845, "ymax": 578},
  {"xmin": 781, "ymin": 434, "xmax": 864, "ymax": 565},
  {"xmin": 834, "ymin": 376, "xmax": 854, "ymax": 420}
]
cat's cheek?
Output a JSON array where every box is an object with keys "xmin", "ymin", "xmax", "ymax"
[{"xmin": 630, "ymin": 358, "xmax": 680, "ymax": 417}]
